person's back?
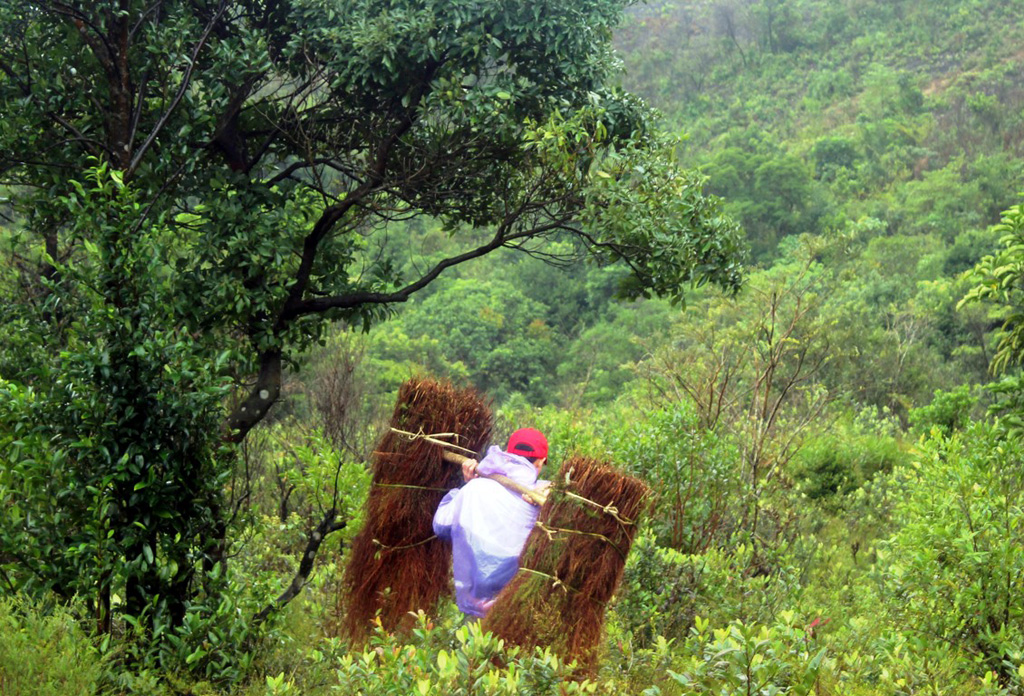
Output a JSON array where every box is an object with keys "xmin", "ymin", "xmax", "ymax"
[{"xmin": 433, "ymin": 429, "xmax": 548, "ymax": 617}]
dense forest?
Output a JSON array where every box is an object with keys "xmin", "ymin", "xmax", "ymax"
[{"xmin": 3, "ymin": 0, "xmax": 1024, "ymax": 694}]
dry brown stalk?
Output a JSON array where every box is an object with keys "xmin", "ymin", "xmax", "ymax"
[
  {"xmin": 481, "ymin": 455, "xmax": 651, "ymax": 675},
  {"xmin": 338, "ymin": 378, "xmax": 492, "ymax": 641}
]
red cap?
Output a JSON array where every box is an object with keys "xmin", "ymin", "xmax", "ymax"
[{"xmin": 506, "ymin": 427, "xmax": 548, "ymax": 460}]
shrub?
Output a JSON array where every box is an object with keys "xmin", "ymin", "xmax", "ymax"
[
  {"xmin": 908, "ymin": 385, "xmax": 977, "ymax": 436},
  {"xmin": 331, "ymin": 614, "xmax": 597, "ymax": 695},
  {"xmin": 811, "ymin": 136, "xmax": 861, "ymax": 181},
  {"xmin": 606, "ymin": 402, "xmax": 738, "ymax": 553},
  {"xmin": 614, "ymin": 533, "xmax": 802, "ymax": 650},
  {"xmin": 0, "ymin": 597, "xmax": 104, "ymax": 696},
  {"xmin": 882, "ymin": 423, "xmax": 1024, "ymax": 685},
  {"xmin": 794, "ymin": 409, "xmax": 906, "ymax": 500},
  {"xmin": 664, "ymin": 615, "xmax": 827, "ymax": 696}
]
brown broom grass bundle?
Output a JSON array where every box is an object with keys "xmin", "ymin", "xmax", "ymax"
[
  {"xmin": 340, "ymin": 377, "xmax": 492, "ymax": 641},
  {"xmin": 481, "ymin": 455, "xmax": 650, "ymax": 674}
]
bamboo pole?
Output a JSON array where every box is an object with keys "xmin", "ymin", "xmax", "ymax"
[{"xmin": 440, "ymin": 450, "xmax": 548, "ymax": 506}]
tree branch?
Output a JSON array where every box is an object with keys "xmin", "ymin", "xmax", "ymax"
[
  {"xmin": 253, "ymin": 52, "xmax": 452, "ymax": 326},
  {"xmin": 48, "ymin": 2, "xmax": 116, "ymax": 74},
  {"xmin": 283, "ymin": 220, "xmax": 564, "ymax": 319},
  {"xmin": 225, "ymin": 349, "xmax": 281, "ymax": 444},
  {"xmin": 0, "ymin": 55, "xmax": 30, "ymax": 96},
  {"xmin": 252, "ymin": 507, "xmax": 346, "ymax": 625},
  {"xmin": 264, "ymin": 157, "xmax": 341, "ymax": 186},
  {"xmin": 127, "ymin": 0, "xmax": 227, "ymax": 176}
]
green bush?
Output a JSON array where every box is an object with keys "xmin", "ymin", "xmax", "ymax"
[
  {"xmin": 882, "ymin": 423, "xmax": 1024, "ymax": 684},
  {"xmin": 823, "ymin": 626, "xmax": 1007, "ymax": 696},
  {"xmin": 331, "ymin": 614, "xmax": 596, "ymax": 695},
  {"xmin": 793, "ymin": 409, "xmax": 906, "ymax": 500},
  {"xmin": 908, "ymin": 385, "xmax": 977, "ymax": 436},
  {"xmin": 606, "ymin": 402, "xmax": 738, "ymax": 553},
  {"xmin": 614, "ymin": 533, "xmax": 802, "ymax": 649},
  {"xmin": 0, "ymin": 597, "xmax": 104, "ymax": 696},
  {"xmin": 663, "ymin": 616, "xmax": 827, "ymax": 696},
  {"xmin": 612, "ymin": 534, "xmax": 699, "ymax": 648}
]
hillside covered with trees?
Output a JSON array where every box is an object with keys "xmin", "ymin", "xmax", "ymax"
[{"xmin": 3, "ymin": 0, "xmax": 1024, "ymax": 694}]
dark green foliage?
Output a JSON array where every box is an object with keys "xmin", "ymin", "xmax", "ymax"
[
  {"xmin": 0, "ymin": 164, "xmax": 231, "ymax": 631},
  {"xmin": 805, "ymin": 69, "xmax": 855, "ymax": 103},
  {"xmin": 810, "ymin": 136, "xmax": 860, "ymax": 181},
  {"xmin": 944, "ymin": 225, "xmax": 1001, "ymax": 276},
  {"xmin": 400, "ymin": 279, "xmax": 559, "ymax": 405},
  {"xmin": 506, "ymin": 244, "xmax": 623, "ymax": 337},
  {"xmin": 705, "ymin": 147, "xmax": 828, "ymax": 260},
  {"xmin": 557, "ymin": 299, "xmax": 671, "ymax": 405}
]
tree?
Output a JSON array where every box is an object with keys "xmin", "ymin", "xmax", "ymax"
[
  {"xmin": 959, "ymin": 201, "xmax": 1024, "ymax": 438},
  {"xmin": 0, "ymin": 0, "xmax": 743, "ymax": 645},
  {"xmin": 705, "ymin": 146, "xmax": 825, "ymax": 260},
  {"xmin": 636, "ymin": 238, "xmax": 834, "ymax": 546},
  {"xmin": 391, "ymin": 277, "xmax": 560, "ymax": 404}
]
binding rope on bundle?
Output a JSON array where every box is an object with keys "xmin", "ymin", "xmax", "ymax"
[{"xmin": 389, "ymin": 427, "xmax": 479, "ymax": 455}]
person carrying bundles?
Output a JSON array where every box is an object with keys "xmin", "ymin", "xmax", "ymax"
[{"xmin": 432, "ymin": 427, "xmax": 551, "ymax": 618}]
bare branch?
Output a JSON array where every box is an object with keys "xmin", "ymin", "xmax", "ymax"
[
  {"xmin": 127, "ymin": 0, "xmax": 228, "ymax": 176},
  {"xmin": 252, "ymin": 507, "xmax": 346, "ymax": 625},
  {"xmin": 283, "ymin": 220, "xmax": 565, "ymax": 319}
]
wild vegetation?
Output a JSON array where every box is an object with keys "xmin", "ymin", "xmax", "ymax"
[{"xmin": 2, "ymin": 0, "xmax": 1024, "ymax": 693}]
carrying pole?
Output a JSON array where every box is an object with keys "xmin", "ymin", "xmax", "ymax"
[{"xmin": 441, "ymin": 451, "xmax": 548, "ymax": 506}]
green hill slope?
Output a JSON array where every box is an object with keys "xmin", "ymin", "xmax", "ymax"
[{"xmin": 617, "ymin": 0, "xmax": 1024, "ymax": 259}]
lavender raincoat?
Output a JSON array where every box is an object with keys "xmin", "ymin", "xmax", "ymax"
[{"xmin": 433, "ymin": 445, "xmax": 543, "ymax": 617}]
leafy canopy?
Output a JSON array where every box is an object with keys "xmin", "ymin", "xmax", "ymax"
[{"xmin": 0, "ymin": 0, "xmax": 743, "ymax": 642}]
